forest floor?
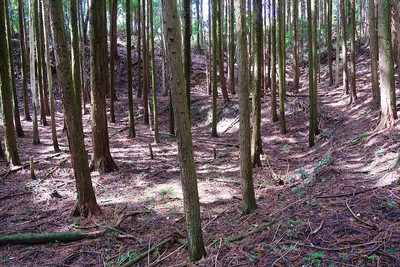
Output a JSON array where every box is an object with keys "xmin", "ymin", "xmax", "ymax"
[{"xmin": 0, "ymin": 40, "xmax": 400, "ymax": 266}]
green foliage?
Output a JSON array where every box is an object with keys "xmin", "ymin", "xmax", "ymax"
[
  {"xmin": 367, "ymin": 253, "xmax": 378, "ymax": 260},
  {"xmin": 302, "ymin": 251, "xmax": 325, "ymax": 266},
  {"xmin": 374, "ymin": 149, "xmax": 385, "ymax": 157},
  {"xmin": 385, "ymin": 201, "xmax": 397, "ymax": 207}
]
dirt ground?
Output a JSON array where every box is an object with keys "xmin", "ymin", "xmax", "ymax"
[{"xmin": 0, "ymin": 40, "xmax": 399, "ymax": 266}]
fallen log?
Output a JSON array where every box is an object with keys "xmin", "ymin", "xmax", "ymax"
[{"xmin": 0, "ymin": 230, "xmax": 104, "ymax": 245}]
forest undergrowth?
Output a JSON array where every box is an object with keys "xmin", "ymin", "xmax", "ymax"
[{"xmin": 0, "ymin": 40, "xmax": 399, "ymax": 266}]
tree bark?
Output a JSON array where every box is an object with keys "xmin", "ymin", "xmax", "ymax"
[
  {"xmin": 17, "ymin": 0, "xmax": 31, "ymax": 121},
  {"xmin": 50, "ymin": 0, "xmax": 101, "ymax": 217},
  {"xmin": 42, "ymin": 0, "xmax": 60, "ymax": 152},
  {"xmin": 271, "ymin": 0, "xmax": 278, "ymax": 122},
  {"xmin": 211, "ymin": 0, "xmax": 218, "ymax": 137},
  {"xmin": 89, "ymin": 0, "xmax": 118, "ymax": 174},
  {"xmin": 251, "ymin": 0, "xmax": 263, "ymax": 168},
  {"xmin": 161, "ymin": 0, "xmax": 206, "ymax": 260},
  {"xmin": 126, "ymin": 0, "xmax": 136, "ymax": 138},
  {"xmin": 235, "ymin": 0, "xmax": 257, "ymax": 214},
  {"xmin": 0, "ymin": 0, "xmax": 21, "ymax": 167},
  {"xmin": 349, "ymin": 0, "xmax": 357, "ymax": 103},
  {"xmin": 376, "ymin": 0, "xmax": 397, "ymax": 129}
]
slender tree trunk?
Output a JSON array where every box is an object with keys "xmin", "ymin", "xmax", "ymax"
[
  {"xmin": 109, "ymin": 0, "xmax": 117, "ymax": 123},
  {"xmin": 217, "ymin": 0, "xmax": 229, "ymax": 102},
  {"xmin": 341, "ymin": 0, "xmax": 349, "ymax": 95},
  {"xmin": 89, "ymin": 0, "xmax": 118, "ymax": 174},
  {"xmin": 5, "ymin": 0, "xmax": 24, "ymax": 137},
  {"xmin": 278, "ymin": 0, "xmax": 287, "ymax": 134},
  {"xmin": 0, "ymin": 0, "xmax": 21, "ymax": 166},
  {"xmin": 149, "ymin": 0, "xmax": 159, "ymax": 143},
  {"xmin": 327, "ymin": 0, "xmax": 333, "ymax": 85},
  {"xmin": 251, "ymin": 0, "xmax": 263, "ymax": 168},
  {"xmin": 142, "ymin": 0, "xmax": 149, "ymax": 125},
  {"xmin": 71, "ymin": 0, "xmax": 83, "ymax": 119},
  {"xmin": 293, "ymin": 0, "xmax": 300, "ymax": 92},
  {"xmin": 335, "ymin": 3, "xmax": 341, "ymax": 87},
  {"xmin": 38, "ymin": 0, "xmax": 50, "ymax": 118},
  {"xmin": 137, "ymin": 0, "xmax": 142, "ymax": 98},
  {"xmin": 183, "ymin": 0, "xmax": 191, "ymax": 111},
  {"xmin": 161, "ymin": 0, "xmax": 206, "ymax": 260},
  {"xmin": 49, "ymin": 0, "xmax": 101, "ymax": 217},
  {"xmin": 29, "ymin": 0, "xmax": 40, "ymax": 145},
  {"xmin": 271, "ymin": 0, "xmax": 278, "ymax": 122},
  {"xmin": 228, "ymin": 0, "xmax": 235, "ymax": 95},
  {"xmin": 211, "ymin": 0, "xmax": 218, "ymax": 137},
  {"xmin": 126, "ymin": 0, "xmax": 136, "ymax": 138},
  {"xmin": 235, "ymin": 0, "xmax": 257, "ymax": 214},
  {"xmin": 17, "ymin": 0, "xmax": 31, "ymax": 121},
  {"xmin": 349, "ymin": 0, "xmax": 357, "ymax": 103},
  {"xmin": 376, "ymin": 0, "xmax": 397, "ymax": 129},
  {"xmin": 42, "ymin": 0, "xmax": 59, "ymax": 152},
  {"xmin": 35, "ymin": 0, "xmax": 48, "ymax": 126}
]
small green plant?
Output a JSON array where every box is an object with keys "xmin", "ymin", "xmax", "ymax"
[
  {"xmin": 367, "ymin": 253, "xmax": 378, "ymax": 260},
  {"xmin": 280, "ymin": 144, "xmax": 291, "ymax": 153},
  {"xmin": 303, "ymin": 251, "xmax": 325, "ymax": 266},
  {"xmin": 385, "ymin": 247, "xmax": 399, "ymax": 255},
  {"xmin": 374, "ymin": 149, "xmax": 385, "ymax": 157},
  {"xmin": 288, "ymin": 219, "xmax": 306, "ymax": 227},
  {"xmin": 385, "ymin": 201, "xmax": 397, "ymax": 207},
  {"xmin": 299, "ymin": 167, "xmax": 311, "ymax": 180},
  {"xmin": 339, "ymin": 252, "xmax": 348, "ymax": 259}
]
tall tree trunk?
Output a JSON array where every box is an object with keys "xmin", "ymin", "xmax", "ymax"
[
  {"xmin": 271, "ymin": 0, "xmax": 278, "ymax": 122},
  {"xmin": 228, "ymin": 0, "xmax": 235, "ymax": 95},
  {"xmin": 327, "ymin": 0, "xmax": 333, "ymax": 85},
  {"xmin": 142, "ymin": 0, "xmax": 149, "ymax": 125},
  {"xmin": 217, "ymin": 0, "xmax": 229, "ymax": 102},
  {"xmin": 349, "ymin": 0, "xmax": 357, "ymax": 103},
  {"xmin": 49, "ymin": 0, "xmax": 101, "ymax": 217},
  {"xmin": 109, "ymin": 0, "xmax": 117, "ymax": 123},
  {"xmin": 5, "ymin": 0, "xmax": 24, "ymax": 137},
  {"xmin": 278, "ymin": 0, "xmax": 287, "ymax": 134},
  {"xmin": 235, "ymin": 0, "xmax": 257, "ymax": 214},
  {"xmin": 137, "ymin": 0, "xmax": 142, "ymax": 98},
  {"xmin": 29, "ymin": 0, "xmax": 40, "ymax": 145},
  {"xmin": 183, "ymin": 0, "xmax": 191, "ymax": 111},
  {"xmin": 211, "ymin": 0, "xmax": 218, "ymax": 137},
  {"xmin": 293, "ymin": 0, "xmax": 300, "ymax": 92},
  {"xmin": 71, "ymin": 0, "xmax": 83, "ymax": 119},
  {"xmin": 161, "ymin": 0, "xmax": 206, "ymax": 260},
  {"xmin": 149, "ymin": 0, "xmax": 159, "ymax": 143},
  {"xmin": 42, "ymin": 0, "xmax": 59, "ymax": 152},
  {"xmin": 341, "ymin": 0, "xmax": 349, "ymax": 95},
  {"xmin": 35, "ymin": 0, "xmax": 48, "ymax": 126},
  {"xmin": 251, "ymin": 0, "xmax": 263, "ymax": 168},
  {"xmin": 0, "ymin": 0, "xmax": 21, "ymax": 166},
  {"xmin": 377, "ymin": 0, "xmax": 397, "ymax": 129},
  {"xmin": 126, "ymin": 0, "xmax": 136, "ymax": 138},
  {"xmin": 38, "ymin": 0, "xmax": 50, "ymax": 118},
  {"xmin": 335, "ymin": 3, "xmax": 341, "ymax": 87},
  {"xmin": 89, "ymin": 0, "xmax": 118, "ymax": 174},
  {"xmin": 17, "ymin": 0, "xmax": 31, "ymax": 121},
  {"xmin": 368, "ymin": 0, "xmax": 380, "ymax": 106}
]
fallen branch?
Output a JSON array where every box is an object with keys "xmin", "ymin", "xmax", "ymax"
[
  {"xmin": 120, "ymin": 238, "xmax": 173, "ymax": 267},
  {"xmin": 0, "ymin": 190, "xmax": 31, "ymax": 201},
  {"xmin": 0, "ymin": 152, "xmax": 65, "ymax": 179},
  {"xmin": 222, "ymin": 219, "xmax": 276, "ymax": 244},
  {"xmin": 0, "ymin": 231, "xmax": 104, "ymax": 245},
  {"xmin": 345, "ymin": 199, "xmax": 375, "ymax": 228},
  {"xmin": 316, "ymin": 188, "xmax": 376, "ymax": 199},
  {"xmin": 114, "ymin": 210, "xmax": 151, "ymax": 229}
]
